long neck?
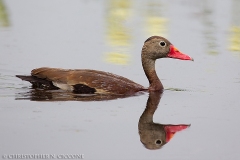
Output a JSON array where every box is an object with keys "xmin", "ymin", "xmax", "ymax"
[{"xmin": 142, "ymin": 52, "xmax": 163, "ymax": 91}]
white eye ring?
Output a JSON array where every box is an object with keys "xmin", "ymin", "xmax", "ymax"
[
  {"xmin": 155, "ymin": 139, "xmax": 162, "ymax": 145},
  {"xmin": 159, "ymin": 41, "xmax": 166, "ymax": 47}
]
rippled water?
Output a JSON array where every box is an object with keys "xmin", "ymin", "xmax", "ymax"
[{"xmin": 1, "ymin": 0, "xmax": 240, "ymax": 159}]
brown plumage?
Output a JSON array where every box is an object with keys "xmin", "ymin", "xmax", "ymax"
[
  {"xmin": 33, "ymin": 68, "xmax": 144, "ymax": 94},
  {"xmin": 16, "ymin": 36, "xmax": 193, "ymax": 95}
]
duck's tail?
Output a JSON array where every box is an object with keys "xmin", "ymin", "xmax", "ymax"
[
  {"xmin": 16, "ymin": 75, "xmax": 36, "ymax": 82},
  {"xmin": 16, "ymin": 75, "xmax": 59, "ymax": 90}
]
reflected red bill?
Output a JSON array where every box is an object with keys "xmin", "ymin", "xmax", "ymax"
[{"xmin": 164, "ymin": 125, "xmax": 190, "ymax": 142}]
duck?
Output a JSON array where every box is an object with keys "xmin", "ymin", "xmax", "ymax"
[{"xmin": 16, "ymin": 36, "xmax": 193, "ymax": 95}]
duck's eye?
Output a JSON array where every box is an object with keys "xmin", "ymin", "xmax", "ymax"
[
  {"xmin": 155, "ymin": 139, "xmax": 162, "ymax": 145},
  {"xmin": 159, "ymin": 41, "xmax": 166, "ymax": 47}
]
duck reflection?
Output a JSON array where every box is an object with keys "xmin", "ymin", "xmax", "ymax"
[
  {"xmin": 15, "ymin": 89, "xmax": 143, "ymax": 101},
  {"xmin": 138, "ymin": 91, "xmax": 190, "ymax": 150}
]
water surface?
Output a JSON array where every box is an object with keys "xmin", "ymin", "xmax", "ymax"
[{"xmin": 0, "ymin": 0, "xmax": 240, "ymax": 160}]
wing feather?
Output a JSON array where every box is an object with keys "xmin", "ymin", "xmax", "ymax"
[{"xmin": 31, "ymin": 67, "xmax": 145, "ymax": 94}]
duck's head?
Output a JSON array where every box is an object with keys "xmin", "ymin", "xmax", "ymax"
[{"xmin": 142, "ymin": 36, "xmax": 193, "ymax": 61}]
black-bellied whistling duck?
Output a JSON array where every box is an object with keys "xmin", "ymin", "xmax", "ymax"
[{"xmin": 16, "ymin": 36, "xmax": 193, "ymax": 95}]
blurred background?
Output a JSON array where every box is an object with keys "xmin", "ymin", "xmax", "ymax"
[
  {"xmin": 1, "ymin": 0, "xmax": 240, "ymax": 89},
  {"xmin": 0, "ymin": 0, "xmax": 240, "ymax": 160}
]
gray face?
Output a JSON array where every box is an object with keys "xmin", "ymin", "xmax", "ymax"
[{"xmin": 142, "ymin": 36, "xmax": 172, "ymax": 60}]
